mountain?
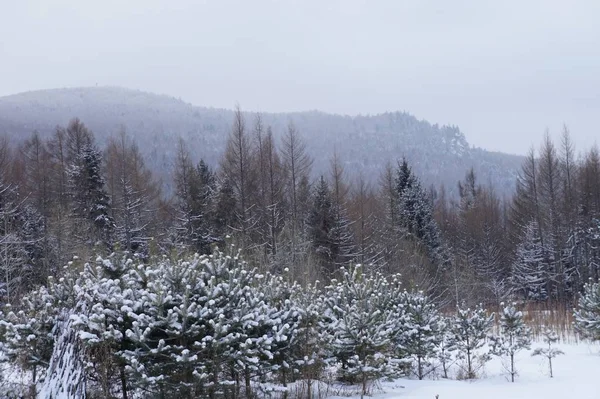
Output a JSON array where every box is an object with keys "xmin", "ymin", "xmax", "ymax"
[{"xmin": 0, "ymin": 86, "xmax": 522, "ymax": 196}]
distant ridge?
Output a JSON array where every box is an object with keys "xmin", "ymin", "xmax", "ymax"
[{"xmin": 0, "ymin": 86, "xmax": 523, "ymax": 196}]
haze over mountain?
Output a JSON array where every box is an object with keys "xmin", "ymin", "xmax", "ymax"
[
  {"xmin": 3, "ymin": 1, "xmax": 599, "ymax": 155},
  {"xmin": 0, "ymin": 86, "xmax": 522, "ymax": 196}
]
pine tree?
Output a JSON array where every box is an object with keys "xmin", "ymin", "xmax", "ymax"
[
  {"xmin": 68, "ymin": 143, "xmax": 114, "ymax": 247},
  {"xmin": 262, "ymin": 127, "xmax": 286, "ymax": 259},
  {"xmin": 395, "ymin": 159, "xmax": 448, "ymax": 294},
  {"xmin": 172, "ymin": 139, "xmax": 217, "ymax": 253},
  {"xmin": 451, "ymin": 304, "xmax": 494, "ymax": 379},
  {"xmin": 323, "ymin": 265, "xmax": 404, "ymax": 397},
  {"xmin": 402, "ymin": 291, "xmax": 443, "ymax": 380},
  {"xmin": 307, "ymin": 176, "xmax": 336, "ymax": 276},
  {"xmin": 574, "ymin": 279, "xmax": 600, "ymax": 340},
  {"xmin": 532, "ymin": 328, "xmax": 564, "ymax": 378},
  {"xmin": 377, "ymin": 162, "xmax": 400, "ymax": 273},
  {"xmin": 72, "ymin": 253, "xmax": 141, "ymax": 398},
  {"xmin": 292, "ymin": 282, "xmax": 328, "ymax": 399},
  {"xmin": 212, "ymin": 177, "xmax": 237, "ymax": 244},
  {"xmin": 0, "ymin": 182, "xmax": 33, "ymax": 303},
  {"xmin": 348, "ymin": 175, "xmax": 382, "ymax": 267},
  {"xmin": 259, "ymin": 271, "xmax": 302, "ymax": 395},
  {"xmin": 0, "ymin": 282, "xmax": 64, "ymax": 397},
  {"xmin": 105, "ymin": 132, "xmax": 160, "ymax": 254},
  {"xmin": 436, "ymin": 317, "xmax": 457, "ymax": 379},
  {"xmin": 120, "ymin": 248, "xmax": 274, "ymax": 398},
  {"xmin": 489, "ymin": 303, "xmax": 532, "ymax": 382},
  {"xmin": 510, "ymin": 221, "xmax": 549, "ymax": 301}
]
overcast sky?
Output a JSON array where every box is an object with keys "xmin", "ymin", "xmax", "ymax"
[{"xmin": 1, "ymin": 0, "xmax": 599, "ymax": 155}]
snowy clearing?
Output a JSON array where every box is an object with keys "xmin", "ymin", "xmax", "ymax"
[{"xmin": 349, "ymin": 341, "xmax": 600, "ymax": 399}]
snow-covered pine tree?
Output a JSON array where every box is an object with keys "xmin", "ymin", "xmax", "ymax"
[
  {"xmin": 328, "ymin": 152, "xmax": 357, "ymax": 270},
  {"xmin": 329, "ymin": 203, "xmax": 356, "ymax": 269},
  {"xmin": 122, "ymin": 248, "xmax": 273, "ymax": 399},
  {"xmin": 532, "ymin": 328, "xmax": 564, "ymax": 378},
  {"xmin": 212, "ymin": 178, "xmax": 237, "ymax": 245},
  {"xmin": 17, "ymin": 204, "xmax": 48, "ymax": 284},
  {"xmin": 105, "ymin": 132, "xmax": 160, "ymax": 255},
  {"xmin": 0, "ymin": 181, "xmax": 33, "ymax": 303},
  {"xmin": 451, "ymin": 304, "xmax": 494, "ymax": 379},
  {"xmin": 489, "ymin": 302, "xmax": 532, "ymax": 382},
  {"xmin": 567, "ymin": 219, "xmax": 600, "ymax": 295},
  {"xmin": 476, "ymin": 221, "xmax": 509, "ymax": 305},
  {"xmin": 220, "ymin": 270, "xmax": 274, "ymax": 399},
  {"xmin": 259, "ymin": 271, "xmax": 304, "ymax": 396},
  {"xmin": 191, "ymin": 160, "xmax": 218, "ymax": 253},
  {"xmin": 0, "ymin": 284, "xmax": 61, "ymax": 397},
  {"xmin": 323, "ymin": 265, "xmax": 404, "ymax": 397},
  {"xmin": 510, "ymin": 221, "xmax": 549, "ymax": 301},
  {"xmin": 122, "ymin": 253, "xmax": 212, "ymax": 397},
  {"xmin": 173, "ymin": 140, "xmax": 217, "ymax": 254},
  {"xmin": 72, "ymin": 253, "xmax": 143, "ymax": 398},
  {"xmin": 307, "ymin": 176, "xmax": 336, "ymax": 277},
  {"xmin": 574, "ymin": 279, "xmax": 600, "ymax": 340},
  {"xmin": 395, "ymin": 159, "xmax": 448, "ymax": 293},
  {"xmin": 67, "ymin": 143, "xmax": 114, "ymax": 247},
  {"xmin": 402, "ymin": 291, "xmax": 443, "ymax": 380},
  {"xmin": 306, "ymin": 176, "xmax": 356, "ymax": 280},
  {"xmin": 436, "ymin": 317, "xmax": 457, "ymax": 379},
  {"xmin": 293, "ymin": 282, "xmax": 329, "ymax": 399}
]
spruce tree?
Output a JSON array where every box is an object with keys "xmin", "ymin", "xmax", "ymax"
[
  {"xmin": 68, "ymin": 145, "xmax": 114, "ymax": 247},
  {"xmin": 395, "ymin": 159, "xmax": 448, "ymax": 292}
]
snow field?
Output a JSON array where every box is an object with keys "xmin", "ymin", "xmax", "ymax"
[{"xmin": 359, "ymin": 340, "xmax": 600, "ymax": 399}]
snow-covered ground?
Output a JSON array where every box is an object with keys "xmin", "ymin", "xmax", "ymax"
[
  {"xmin": 351, "ymin": 340, "xmax": 600, "ymax": 399},
  {"xmin": 2, "ymin": 340, "xmax": 599, "ymax": 398}
]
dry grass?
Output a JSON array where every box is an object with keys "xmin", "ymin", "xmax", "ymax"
[{"xmin": 488, "ymin": 301, "xmax": 578, "ymax": 343}]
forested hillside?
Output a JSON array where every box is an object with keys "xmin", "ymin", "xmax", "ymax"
[
  {"xmin": 0, "ymin": 87, "xmax": 522, "ymax": 196},
  {"xmin": 0, "ymin": 89, "xmax": 599, "ymax": 398}
]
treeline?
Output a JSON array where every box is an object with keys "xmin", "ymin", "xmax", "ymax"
[
  {"xmin": 439, "ymin": 130, "xmax": 600, "ymax": 305},
  {"xmin": 0, "ymin": 109, "xmax": 448, "ymax": 304},
  {"xmin": 0, "ymin": 109, "xmax": 599, "ymax": 307}
]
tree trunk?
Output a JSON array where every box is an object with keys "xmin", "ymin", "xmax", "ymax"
[
  {"xmin": 120, "ymin": 364, "xmax": 129, "ymax": 399},
  {"xmin": 30, "ymin": 364, "xmax": 37, "ymax": 399},
  {"xmin": 244, "ymin": 366, "xmax": 252, "ymax": 399},
  {"xmin": 510, "ymin": 353, "xmax": 515, "ymax": 382},
  {"xmin": 281, "ymin": 367, "xmax": 288, "ymax": 399}
]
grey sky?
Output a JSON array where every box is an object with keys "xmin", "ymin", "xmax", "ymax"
[{"xmin": 1, "ymin": 0, "xmax": 599, "ymax": 155}]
